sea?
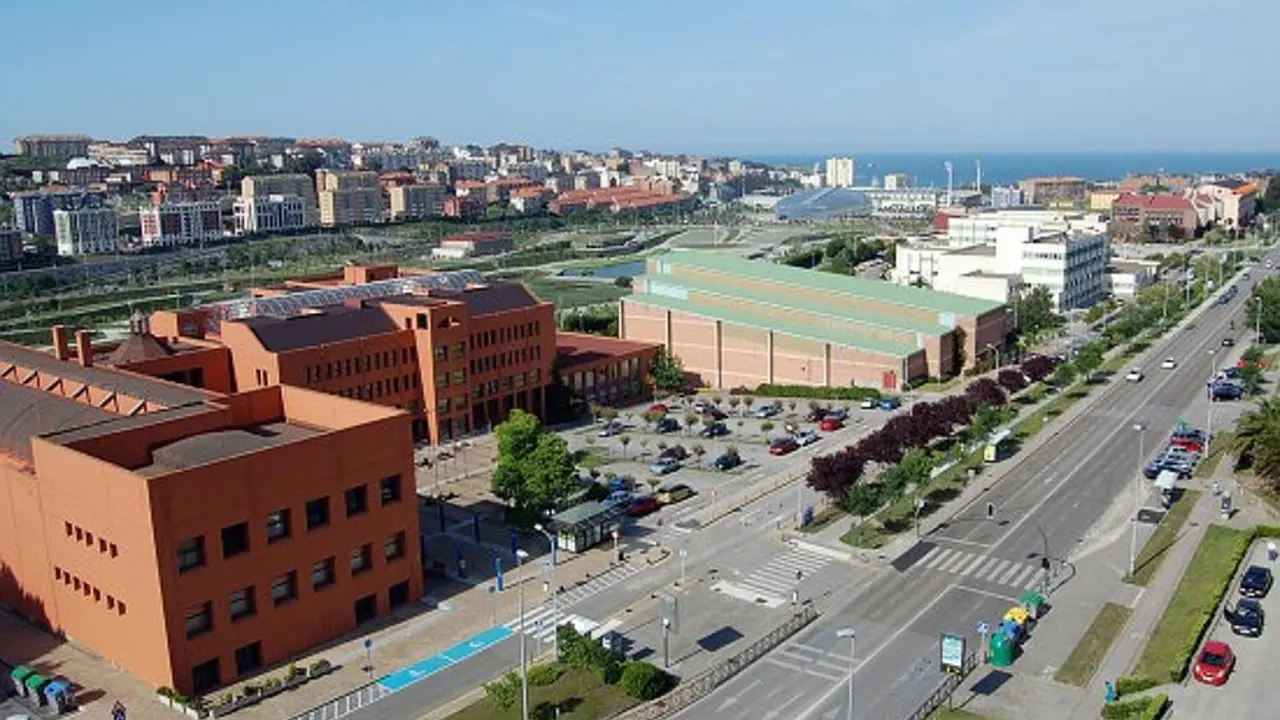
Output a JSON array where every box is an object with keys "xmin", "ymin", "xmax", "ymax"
[{"xmin": 740, "ymin": 152, "xmax": 1280, "ymax": 187}]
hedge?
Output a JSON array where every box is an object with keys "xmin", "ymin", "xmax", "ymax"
[
  {"xmin": 618, "ymin": 661, "xmax": 671, "ymax": 700},
  {"xmin": 1113, "ymin": 675, "xmax": 1159, "ymax": 699},
  {"xmin": 527, "ymin": 662, "xmax": 563, "ymax": 687},
  {"xmin": 750, "ymin": 384, "xmax": 884, "ymax": 401},
  {"xmin": 1100, "ymin": 693, "xmax": 1167, "ymax": 720}
]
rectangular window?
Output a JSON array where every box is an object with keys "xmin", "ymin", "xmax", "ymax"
[
  {"xmin": 177, "ymin": 536, "xmax": 205, "ymax": 573},
  {"xmin": 306, "ymin": 497, "xmax": 330, "ymax": 530},
  {"xmin": 311, "ymin": 557, "xmax": 336, "ymax": 590},
  {"xmin": 271, "ymin": 572, "xmax": 297, "ymax": 605},
  {"xmin": 234, "ymin": 641, "xmax": 263, "ymax": 678},
  {"xmin": 228, "ymin": 586, "xmax": 256, "ymax": 622},
  {"xmin": 453, "ymin": 342, "xmax": 465, "ymax": 359},
  {"xmin": 434, "ymin": 345, "xmax": 448, "ymax": 361},
  {"xmin": 221, "ymin": 522, "xmax": 250, "ymax": 559},
  {"xmin": 345, "ymin": 485, "xmax": 368, "ymax": 517},
  {"xmin": 350, "ymin": 544, "xmax": 373, "ymax": 574},
  {"xmin": 436, "ymin": 372, "xmax": 448, "ymax": 388},
  {"xmin": 384, "ymin": 531, "xmax": 406, "ymax": 562},
  {"xmin": 451, "ymin": 369, "xmax": 465, "ymax": 385},
  {"xmin": 185, "ymin": 601, "xmax": 213, "ymax": 638},
  {"xmin": 266, "ymin": 509, "xmax": 291, "ymax": 543},
  {"xmin": 380, "ymin": 475, "xmax": 402, "ymax": 505},
  {"xmin": 437, "ymin": 398, "xmax": 449, "ymax": 412}
]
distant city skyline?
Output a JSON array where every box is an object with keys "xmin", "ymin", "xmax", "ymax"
[{"xmin": 3, "ymin": 0, "xmax": 1279, "ymax": 153}]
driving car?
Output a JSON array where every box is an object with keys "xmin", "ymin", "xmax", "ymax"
[
  {"xmin": 1222, "ymin": 337, "xmax": 1236, "ymax": 347},
  {"xmin": 1227, "ymin": 598, "xmax": 1264, "ymax": 637},
  {"xmin": 712, "ymin": 452, "xmax": 743, "ymax": 471},
  {"xmin": 656, "ymin": 484, "xmax": 695, "ymax": 504},
  {"xmin": 699, "ymin": 421, "xmax": 730, "ymax": 438},
  {"xmin": 626, "ymin": 496, "xmax": 660, "ymax": 517},
  {"xmin": 650, "ymin": 457, "xmax": 681, "ymax": 476},
  {"xmin": 1160, "ymin": 357, "xmax": 1177, "ymax": 370},
  {"xmin": 655, "ymin": 417, "xmax": 681, "ymax": 433},
  {"xmin": 820, "ymin": 416, "xmax": 844, "ymax": 432},
  {"xmin": 1125, "ymin": 367, "xmax": 1144, "ymax": 382},
  {"xmin": 1192, "ymin": 641, "xmax": 1235, "ymax": 685},
  {"xmin": 597, "ymin": 421, "xmax": 624, "ymax": 437},
  {"xmin": 754, "ymin": 404, "xmax": 780, "ymax": 418},
  {"xmin": 794, "ymin": 429, "xmax": 821, "ymax": 446},
  {"xmin": 1240, "ymin": 565, "xmax": 1273, "ymax": 598},
  {"xmin": 658, "ymin": 445, "xmax": 689, "ymax": 462},
  {"xmin": 769, "ymin": 436, "xmax": 799, "ymax": 456}
]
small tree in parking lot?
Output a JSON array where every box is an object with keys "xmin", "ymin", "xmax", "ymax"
[
  {"xmin": 692, "ymin": 443, "xmax": 707, "ymax": 466},
  {"xmin": 684, "ymin": 412, "xmax": 698, "ymax": 436},
  {"xmin": 619, "ymin": 435, "xmax": 632, "ymax": 458}
]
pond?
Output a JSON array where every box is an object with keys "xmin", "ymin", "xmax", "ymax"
[{"xmin": 560, "ymin": 259, "xmax": 646, "ymax": 279}]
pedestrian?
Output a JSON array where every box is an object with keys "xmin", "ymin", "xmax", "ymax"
[{"xmin": 1268, "ymin": 541, "xmax": 1277, "ymax": 563}]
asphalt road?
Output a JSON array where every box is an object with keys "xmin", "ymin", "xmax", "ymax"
[{"xmin": 676, "ymin": 255, "xmax": 1275, "ymax": 720}]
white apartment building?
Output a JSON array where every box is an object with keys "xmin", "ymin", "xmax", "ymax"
[
  {"xmin": 946, "ymin": 209, "xmax": 1108, "ymax": 246},
  {"xmin": 1107, "ymin": 260, "xmax": 1160, "ymax": 300},
  {"xmin": 139, "ymin": 201, "xmax": 223, "ymax": 248},
  {"xmin": 53, "ymin": 208, "xmax": 118, "ymax": 256},
  {"xmin": 825, "ymin": 157, "xmax": 855, "ymax": 188},
  {"xmin": 233, "ymin": 194, "xmax": 309, "ymax": 234},
  {"xmin": 882, "ymin": 173, "xmax": 910, "ymax": 190},
  {"xmin": 241, "ymin": 173, "xmax": 319, "ymax": 227}
]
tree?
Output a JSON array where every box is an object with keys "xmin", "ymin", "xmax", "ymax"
[
  {"xmin": 1013, "ymin": 285, "xmax": 1061, "ymax": 338},
  {"xmin": 743, "ymin": 396, "xmax": 755, "ymax": 416},
  {"xmin": 1247, "ymin": 277, "xmax": 1280, "ymax": 343},
  {"xmin": 490, "ymin": 410, "xmax": 577, "ymax": 510},
  {"xmin": 856, "ymin": 429, "xmax": 904, "ymax": 465},
  {"xmin": 728, "ymin": 397, "xmax": 741, "ymax": 415},
  {"xmin": 648, "ymin": 351, "xmax": 686, "ymax": 393},
  {"xmin": 1020, "ymin": 354, "xmax": 1057, "ymax": 383},
  {"xmin": 619, "ymin": 661, "xmax": 671, "ymax": 700},
  {"xmin": 1052, "ymin": 361, "xmax": 1079, "ymax": 387},
  {"xmin": 761, "ymin": 420, "xmax": 775, "ymax": 435},
  {"xmin": 996, "ymin": 368, "xmax": 1028, "ymax": 393},
  {"xmin": 843, "ymin": 482, "xmax": 883, "ymax": 517},
  {"xmin": 968, "ymin": 405, "xmax": 1003, "ymax": 443},
  {"xmin": 1232, "ymin": 398, "xmax": 1280, "ymax": 473},
  {"xmin": 965, "ymin": 378, "xmax": 1007, "ymax": 409},
  {"xmin": 683, "ymin": 412, "xmax": 698, "ymax": 436},
  {"xmin": 691, "ymin": 443, "xmax": 706, "ymax": 466},
  {"xmin": 643, "ymin": 409, "xmax": 665, "ymax": 428},
  {"xmin": 1073, "ymin": 343, "xmax": 1105, "ymax": 380},
  {"xmin": 614, "ymin": 275, "xmax": 633, "ymax": 288},
  {"xmin": 619, "ymin": 435, "xmax": 632, "ymax": 458},
  {"xmin": 638, "ymin": 438, "xmax": 650, "ymax": 457}
]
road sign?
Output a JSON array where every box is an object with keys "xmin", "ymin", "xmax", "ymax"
[
  {"xmin": 940, "ymin": 633, "xmax": 966, "ymax": 673},
  {"xmin": 364, "ymin": 638, "xmax": 372, "ymax": 650}
]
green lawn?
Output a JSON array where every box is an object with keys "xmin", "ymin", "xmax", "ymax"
[
  {"xmin": 1125, "ymin": 490, "xmax": 1202, "ymax": 586},
  {"xmin": 1132, "ymin": 524, "xmax": 1253, "ymax": 683},
  {"xmin": 446, "ymin": 667, "xmax": 638, "ymax": 720},
  {"xmin": 928, "ymin": 708, "xmax": 1001, "ymax": 720},
  {"xmin": 518, "ymin": 276, "xmax": 630, "ymax": 308},
  {"xmin": 1193, "ymin": 432, "xmax": 1235, "ymax": 479},
  {"xmin": 1054, "ymin": 602, "xmax": 1133, "ymax": 687}
]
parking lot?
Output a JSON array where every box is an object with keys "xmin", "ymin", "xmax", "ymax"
[{"xmin": 1175, "ymin": 540, "xmax": 1280, "ymax": 717}]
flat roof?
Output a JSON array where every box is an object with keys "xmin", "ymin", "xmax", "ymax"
[
  {"xmin": 0, "ymin": 342, "xmax": 215, "ymax": 408},
  {"xmin": 950, "ymin": 244, "xmax": 997, "ymax": 256},
  {"xmin": 239, "ymin": 304, "xmax": 400, "ymax": 353},
  {"xmin": 136, "ymin": 421, "xmax": 320, "ymax": 476},
  {"xmin": 556, "ymin": 332, "xmax": 658, "ymax": 369},
  {"xmin": 652, "ymin": 250, "xmax": 1003, "ymax": 317}
]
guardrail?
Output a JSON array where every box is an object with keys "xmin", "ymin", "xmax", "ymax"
[
  {"xmin": 903, "ymin": 651, "xmax": 980, "ymax": 720},
  {"xmin": 612, "ymin": 603, "xmax": 818, "ymax": 720},
  {"xmin": 689, "ymin": 470, "xmax": 805, "ymax": 528}
]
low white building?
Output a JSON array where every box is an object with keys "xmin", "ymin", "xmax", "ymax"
[
  {"xmin": 53, "ymin": 207, "xmax": 118, "ymax": 256},
  {"xmin": 139, "ymin": 201, "xmax": 223, "ymax": 248},
  {"xmin": 861, "ymin": 187, "xmax": 941, "ymax": 219},
  {"xmin": 1107, "ymin": 260, "xmax": 1161, "ymax": 300},
  {"xmin": 233, "ymin": 194, "xmax": 310, "ymax": 234},
  {"xmin": 946, "ymin": 209, "xmax": 1108, "ymax": 246}
]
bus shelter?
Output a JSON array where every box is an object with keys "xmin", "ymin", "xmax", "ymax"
[{"xmin": 548, "ymin": 501, "xmax": 624, "ymax": 553}]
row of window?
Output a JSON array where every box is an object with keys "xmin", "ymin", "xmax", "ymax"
[
  {"xmin": 469, "ymin": 345, "xmax": 542, "ymax": 376},
  {"xmin": 434, "ymin": 369, "xmax": 467, "ymax": 389},
  {"xmin": 63, "ymin": 522, "xmax": 119, "ymax": 558},
  {"xmin": 436, "ymin": 394, "xmax": 469, "ymax": 414},
  {"xmin": 471, "ymin": 370, "xmax": 542, "ymax": 400},
  {"xmin": 469, "ymin": 320, "xmax": 542, "ymax": 351},
  {"xmin": 53, "ymin": 567, "xmax": 127, "ymax": 616},
  {"xmin": 432, "ymin": 343, "xmax": 466, "ymax": 361},
  {"xmin": 303, "ymin": 347, "xmax": 419, "ymax": 385},
  {"xmin": 184, "ymin": 531, "xmax": 407, "ymax": 639},
  {"xmin": 177, "ymin": 475, "xmax": 403, "ymax": 574},
  {"xmin": 336, "ymin": 373, "xmax": 419, "ymax": 400}
]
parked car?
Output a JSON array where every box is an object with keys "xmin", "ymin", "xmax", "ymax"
[
  {"xmin": 700, "ymin": 422, "xmax": 730, "ymax": 438},
  {"xmin": 656, "ymin": 417, "xmax": 681, "ymax": 433},
  {"xmin": 598, "ymin": 421, "xmax": 624, "ymax": 437},
  {"xmin": 658, "ymin": 445, "xmax": 689, "ymax": 462},
  {"xmin": 1227, "ymin": 598, "xmax": 1265, "ymax": 637},
  {"xmin": 754, "ymin": 404, "xmax": 780, "ymax": 418},
  {"xmin": 769, "ymin": 436, "xmax": 799, "ymax": 456},
  {"xmin": 605, "ymin": 490, "xmax": 633, "ymax": 508},
  {"xmin": 692, "ymin": 400, "xmax": 712, "ymax": 414},
  {"xmin": 1144, "ymin": 459, "xmax": 1191, "ymax": 480},
  {"xmin": 1125, "ymin": 367, "xmax": 1144, "ymax": 382},
  {"xmin": 1160, "ymin": 357, "xmax": 1177, "ymax": 370},
  {"xmin": 647, "ymin": 403, "xmax": 669, "ymax": 415},
  {"xmin": 1219, "ymin": 366, "xmax": 1242, "ymax": 380},
  {"xmin": 825, "ymin": 408, "xmax": 849, "ymax": 422},
  {"xmin": 794, "ymin": 429, "xmax": 821, "ymax": 446},
  {"xmin": 713, "ymin": 452, "xmax": 743, "ymax": 471},
  {"xmin": 650, "ymin": 458, "xmax": 681, "ymax": 476},
  {"xmin": 860, "ymin": 397, "xmax": 877, "ymax": 410},
  {"xmin": 1211, "ymin": 382, "xmax": 1244, "ymax": 401},
  {"xmin": 1192, "ymin": 641, "xmax": 1235, "ymax": 685},
  {"xmin": 627, "ymin": 497, "xmax": 661, "ymax": 517},
  {"xmin": 1169, "ymin": 436, "xmax": 1205, "ymax": 453},
  {"xmin": 657, "ymin": 484, "xmax": 695, "ymax": 504},
  {"xmin": 701, "ymin": 407, "xmax": 728, "ymax": 421},
  {"xmin": 879, "ymin": 397, "xmax": 901, "ymax": 410},
  {"xmin": 1240, "ymin": 565, "xmax": 1273, "ymax": 598},
  {"xmin": 820, "ymin": 417, "xmax": 844, "ymax": 432},
  {"xmin": 806, "ymin": 407, "xmax": 831, "ymax": 422}
]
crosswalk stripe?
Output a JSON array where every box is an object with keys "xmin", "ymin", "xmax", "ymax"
[
  {"xmin": 929, "ymin": 548, "xmax": 958, "ymax": 570},
  {"xmin": 985, "ymin": 559, "xmax": 1011, "ymax": 581},
  {"xmin": 918, "ymin": 546, "xmax": 942, "ymax": 567},
  {"xmin": 1024, "ymin": 571, "xmax": 1045, "ymax": 591},
  {"xmin": 998, "ymin": 562, "xmax": 1022, "ymax": 585},
  {"xmin": 1010, "ymin": 566, "xmax": 1035, "ymax": 588},
  {"xmin": 973, "ymin": 557, "xmax": 998, "ymax": 580},
  {"xmin": 941, "ymin": 550, "xmax": 971, "ymax": 573},
  {"xmin": 957, "ymin": 554, "xmax": 987, "ymax": 576}
]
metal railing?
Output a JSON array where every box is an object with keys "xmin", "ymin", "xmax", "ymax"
[
  {"xmin": 903, "ymin": 651, "xmax": 980, "ymax": 720},
  {"xmin": 612, "ymin": 603, "xmax": 819, "ymax": 720}
]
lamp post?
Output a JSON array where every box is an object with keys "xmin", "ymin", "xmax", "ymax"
[
  {"xmin": 533, "ymin": 524, "xmax": 558, "ymax": 659},
  {"xmin": 836, "ymin": 628, "xmax": 856, "ymax": 720},
  {"xmin": 515, "ymin": 548, "xmax": 530, "ymax": 720},
  {"xmin": 1207, "ymin": 350, "xmax": 1217, "ymax": 438},
  {"xmin": 1130, "ymin": 423, "xmax": 1145, "ymax": 577}
]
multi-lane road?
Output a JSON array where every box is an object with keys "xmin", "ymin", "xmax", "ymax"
[{"xmin": 676, "ymin": 254, "xmax": 1273, "ymax": 720}]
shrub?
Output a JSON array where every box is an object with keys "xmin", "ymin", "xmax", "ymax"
[
  {"xmin": 601, "ymin": 658, "xmax": 623, "ymax": 685},
  {"xmin": 527, "ymin": 662, "xmax": 563, "ymax": 687},
  {"xmin": 484, "ymin": 671, "xmax": 521, "ymax": 709},
  {"xmin": 1100, "ymin": 693, "xmax": 1167, "ymax": 719},
  {"xmin": 157, "ymin": 687, "xmax": 175, "ymax": 699},
  {"xmin": 1114, "ymin": 675, "xmax": 1159, "ymax": 698},
  {"xmin": 308, "ymin": 659, "xmax": 331, "ymax": 675},
  {"xmin": 752, "ymin": 384, "xmax": 883, "ymax": 401},
  {"xmin": 557, "ymin": 624, "xmax": 614, "ymax": 671},
  {"xmin": 618, "ymin": 661, "xmax": 671, "ymax": 700}
]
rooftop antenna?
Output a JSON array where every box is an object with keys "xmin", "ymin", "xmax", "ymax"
[{"xmin": 944, "ymin": 161, "xmax": 954, "ymax": 206}]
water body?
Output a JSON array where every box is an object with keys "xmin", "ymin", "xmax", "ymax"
[
  {"xmin": 560, "ymin": 259, "xmax": 646, "ymax": 279},
  {"xmin": 742, "ymin": 152, "xmax": 1280, "ymax": 188}
]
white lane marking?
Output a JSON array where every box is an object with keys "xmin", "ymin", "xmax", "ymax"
[{"xmin": 998, "ymin": 562, "xmax": 1023, "ymax": 584}]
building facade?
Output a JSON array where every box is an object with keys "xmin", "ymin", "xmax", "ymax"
[
  {"xmin": 1017, "ymin": 177, "xmax": 1087, "ymax": 207},
  {"xmin": 556, "ymin": 333, "xmax": 658, "ymax": 407},
  {"xmin": 317, "ymin": 170, "xmax": 386, "ymax": 226},
  {"xmin": 241, "ymin": 174, "xmax": 319, "ymax": 227},
  {"xmin": 53, "ymin": 207, "xmax": 119, "ymax": 256},
  {"xmin": 825, "ymin": 157, "xmax": 856, "ymax": 188},
  {"xmin": 1111, "ymin": 194, "xmax": 1199, "ymax": 240},
  {"xmin": 11, "ymin": 190, "xmax": 106, "ymax": 237},
  {"xmin": 0, "ymin": 228, "xmax": 21, "ymax": 266},
  {"xmin": 387, "ymin": 184, "xmax": 447, "ymax": 221},
  {"xmin": 13, "ymin": 134, "xmax": 93, "ymax": 158},
  {"xmin": 139, "ymin": 202, "xmax": 224, "ymax": 248},
  {"xmin": 1196, "ymin": 180, "xmax": 1259, "ymax": 229},
  {"xmin": 233, "ymin": 195, "xmax": 309, "ymax": 235}
]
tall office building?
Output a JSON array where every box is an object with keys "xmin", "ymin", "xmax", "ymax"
[
  {"xmin": 241, "ymin": 174, "xmax": 319, "ymax": 227},
  {"xmin": 825, "ymin": 157, "xmax": 856, "ymax": 188},
  {"xmin": 53, "ymin": 207, "xmax": 119, "ymax": 256},
  {"xmin": 316, "ymin": 170, "xmax": 386, "ymax": 226}
]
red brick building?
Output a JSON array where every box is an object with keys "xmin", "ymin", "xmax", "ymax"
[{"xmin": 1111, "ymin": 193, "xmax": 1199, "ymax": 240}]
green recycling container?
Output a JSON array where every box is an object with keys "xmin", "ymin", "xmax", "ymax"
[{"xmin": 989, "ymin": 632, "xmax": 1014, "ymax": 667}]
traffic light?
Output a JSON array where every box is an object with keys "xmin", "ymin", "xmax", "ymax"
[{"xmin": 1041, "ymin": 557, "xmax": 1051, "ymax": 571}]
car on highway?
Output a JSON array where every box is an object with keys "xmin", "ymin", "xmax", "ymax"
[
  {"xmin": 860, "ymin": 397, "xmax": 877, "ymax": 410},
  {"xmin": 794, "ymin": 429, "xmax": 821, "ymax": 446},
  {"xmin": 1161, "ymin": 357, "xmax": 1178, "ymax": 370},
  {"xmin": 650, "ymin": 457, "xmax": 681, "ymax": 476},
  {"xmin": 655, "ymin": 417, "xmax": 681, "ymax": 433},
  {"xmin": 754, "ymin": 403, "xmax": 780, "ymax": 418},
  {"xmin": 598, "ymin": 421, "xmax": 624, "ymax": 437},
  {"xmin": 1125, "ymin": 367, "xmax": 1145, "ymax": 382},
  {"xmin": 626, "ymin": 496, "xmax": 660, "ymax": 517},
  {"xmin": 656, "ymin": 484, "xmax": 695, "ymax": 504},
  {"xmin": 1226, "ymin": 598, "xmax": 1264, "ymax": 637},
  {"xmin": 1192, "ymin": 641, "xmax": 1235, "ymax": 685},
  {"xmin": 700, "ymin": 421, "xmax": 730, "ymax": 438},
  {"xmin": 820, "ymin": 416, "xmax": 844, "ymax": 432},
  {"xmin": 1222, "ymin": 337, "xmax": 1236, "ymax": 347},
  {"xmin": 713, "ymin": 451, "xmax": 743, "ymax": 471},
  {"xmin": 1240, "ymin": 565, "xmax": 1273, "ymax": 598},
  {"xmin": 769, "ymin": 436, "xmax": 799, "ymax": 456},
  {"xmin": 879, "ymin": 397, "xmax": 902, "ymax": 410},
  {"xmin": 658, "ymin": 445, "xmax": 689, "ymax": 462}
]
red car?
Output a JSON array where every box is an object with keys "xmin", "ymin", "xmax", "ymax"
[
  {"xmin": 820, "ymin": 417, "xmax": 844, "ymax": 432},
  {"xmin": 648, "ymin": 403, "xmax": 668, "ymax": 415},
  {"xmin": 769, "ymin": 437, "xmax": 799, "ymax": 456},
  {"xmin": 1193, "ymin": 641, "xmax": 1235, "ymax": 685},
  {"xmin": 627, "ymin": 497, "xmax": 660, "ymax": 517},
  {"xmin": 1170, "ymin": 437, "xmax": 1204, "ymax": 453}
]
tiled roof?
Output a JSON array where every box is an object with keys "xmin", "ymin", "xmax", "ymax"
[
  {"xmin": 1113, "ymin": 193, "xmax": 1194, "ymax": 211},
  {"xmin": 556, "ymin": 332, "xmax": 658, "ymax": 369},
  {"xmin": 239, "ymin": 305, "xmax": 400, "ymax": 353}
]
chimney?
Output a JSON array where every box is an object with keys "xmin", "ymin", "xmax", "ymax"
[
  {"xmin": 51, "ymin": 325, "xmax": 71, "ymax": 362},
  {"xmin": 74, "ymin": 330, "xmax": 93, "ymax": 368}
]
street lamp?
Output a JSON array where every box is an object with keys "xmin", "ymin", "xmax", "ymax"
[
  {"xmin": 533, "ymin": 523, "xmax": 558, "ymax": 659},
  {"xmin": 1130, "ymin": 423, "xmax": 1145, "ymax": 577},
  {"xmin": 1207, "ymin": 350, "xmax": 1217, "ymax": 439},
  {"xmin": 515, "ymin": 548, "xmax": 531, "ymax": 720},
  {"xmin": 836, "ymin": 628, "xmax": 856, "ymax": 720}
]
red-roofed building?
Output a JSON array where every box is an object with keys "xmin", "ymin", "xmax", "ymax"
[
  {"xmin": 555, "ymin": 332, "xmax": 660, "ymax": 407},
  {"xmin": 548, "ymin": 187, "xmax": 690, "ymax": 215},
  {"xmin": 1111, "ymin": 193, "xmax": 1199, "ymax": 241}
]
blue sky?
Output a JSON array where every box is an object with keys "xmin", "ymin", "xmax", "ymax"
[{"xmin": 2, "ymin": 0, "xmax": 1275, "ymax": 154}]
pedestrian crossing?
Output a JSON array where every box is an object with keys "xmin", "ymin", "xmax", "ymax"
[
  {"xmin": 711, "ymin": 546, "xmax": 835, "ymax": 607},
  {"xmin": 506, "ymin": 605, "xmax": 594, "ymax": 644},
  {"xmin": 916, "ymin": 545, "xmax": 1045, "ymax": 591},
  {"xmin": 504, "ymin": 562, "xmax": 640, "ymax": 641}
]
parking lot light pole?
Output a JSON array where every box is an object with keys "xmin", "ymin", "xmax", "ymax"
[
  {"xmin": 1130, "ymin": 423, "xmax": 1145, "ymax": 578},
  {"xmin": 515, "ymin": 548, "xmax": 530, "ymax": 720},
  {"xmin": 534, "ymin": 524, "xmax": 558, "ymax": 659},
  {"xmin": 1207, "ymin": 349, "xmax": 1216, "ymax": 439}
]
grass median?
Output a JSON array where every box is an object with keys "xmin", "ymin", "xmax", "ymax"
[
  {"xmin": 1193, "ymin": 431, "xmax": 1235, "ymax": 479},
  {"xmin": 447, "ymin": 667, "xmax": 637, "ymax": 720},
  {"xmin": 1132, "ymin": 524, "xmax": 1253, "ymax": 684},
  {"xmin": 928, "ymin": 709, "xmax": 997, "ymax": 720},
  {"xmin": 1054, "ymin": 602, "xmax": 1133, "ymax": 687},
  {"xmin": 1124, "ymin": 489, "xmax": 1202, "ymax": 586}
]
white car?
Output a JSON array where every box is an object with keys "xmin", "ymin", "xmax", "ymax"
[
  {"xmin": 860, "ymin": 398, "xmax": 877, "ymax": 410},
  {"xmin": 794, "ymin": 429, "xmax": 821, "ymax": 446},
  {"xmin": 1161, "ymin": 357, "xmax": 1177, "ymax": 370},
  {"xmin": 1125, "ymin": 367, "xmax": 1144, "ymax": 382}
]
